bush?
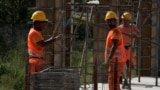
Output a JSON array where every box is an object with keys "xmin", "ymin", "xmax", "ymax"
[{"xmin": 0, "ymin": 34, "xmax": 27, "ymax": 90}]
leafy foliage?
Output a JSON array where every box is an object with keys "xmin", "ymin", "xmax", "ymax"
[
  {"xmin": 0, "ymin": 47, "xmax": 26, "ymax": 90},
  {"xmin": 0, "ymin": 1, "xmax": 29, "ymax": 86},
  {"xmin": 0, "ymin": 0, "xmax": 35, "ymax": 25}
]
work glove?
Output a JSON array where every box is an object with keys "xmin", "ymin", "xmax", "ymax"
[
  {"xmin": 132, "ymin": 65, "xmax": 137, "ymax": 70},
  {"xmin": 124, "ymin": 44, "xmax": 130, "ymax": 50},
  {"xmin": 102, "ymin": 59, "xmax": 111, "ymax": 70},
  {"xmin": 130, "ymin": 32, "xmax": 137, "ymax": 37}
]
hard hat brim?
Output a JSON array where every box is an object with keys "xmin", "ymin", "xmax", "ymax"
[{"xmin": 32, "ymin": 19, "xmax": 48, "ymax": 22}]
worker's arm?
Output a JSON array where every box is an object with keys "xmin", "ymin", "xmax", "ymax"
[
  {"xmin": 37, "ymin": 34, "xmax": 62, "ymax": 47},
  {"xmin": 131, "ymin": 24, "xmax": 141, "ymax": 37},
  {"xmin": 108, "ymin": 39, "xmax": 119, "ymax": 59},
  {"xmin": 103, "ymin": 39, "xmax": 119, "ymax": 69},
  {"xmin": 104, "ymin": 39, "xmax": 119, "ymax": 63}
]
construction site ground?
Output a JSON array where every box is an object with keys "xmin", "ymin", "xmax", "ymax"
[{"xmin": 80, "ymin": 77, "xmax": 160, "ymax": 90}]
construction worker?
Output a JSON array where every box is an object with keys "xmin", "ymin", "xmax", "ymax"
[
  {"xmin": 28, "ymin": 10, "xmax": 62, "ymax": 74},
  {"xmin": 118, "ymin": 12, "xmax": 141, "ymax": 89},
  {"xmin": 104, "ymin": 11, "xmax": 126, "ymax": 90}
]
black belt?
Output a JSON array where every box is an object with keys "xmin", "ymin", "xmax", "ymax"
[
  {"xmin": 124, "ymin": 44, "xmax": 130, "ymax": 50},
  {"xmin": 29, "ymin": 56, "xmax": 44, "ymax": 60}
]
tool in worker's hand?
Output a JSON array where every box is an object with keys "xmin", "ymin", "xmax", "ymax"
[
  {"xmin": 52, "ymin": 10, "xmax": 65, "ymax": 37},
  {"xmin": 50, "ymin": 10, "xmax": 68, "ymax": 50},
  {"xmin": 53, "ymin": 34, "xmax": 68, "ymax": 50}
]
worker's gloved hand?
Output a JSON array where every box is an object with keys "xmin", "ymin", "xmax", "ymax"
[
  {"xmin": 124, "ymin": 44, "xmax": 130, "ymax": 50},
  {"xmin": 101, "ymin": 62, "xmax": 108, "ymax": 69},
  {"xmin": 131, "ymin": 31, "xmax": 138, "ymax": 38},
  {"xmin": 133, "ymin": 65, "xmax": 137, "ymax": 70},
  {"xmin": 124, "ymin": 46, "xmax": 129, "ymax": 50},
  {"xmin": 102, "ymin": 61, "xmax": 108, "ymax": 66},
  {"xmin": 102, "ymin": 59, "xmax": 111, "ymax": 69}
]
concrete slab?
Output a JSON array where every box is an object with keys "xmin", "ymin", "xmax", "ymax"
[{"xmin": 80, "ymin": 77, "xmax": 160, "ymax": 90}]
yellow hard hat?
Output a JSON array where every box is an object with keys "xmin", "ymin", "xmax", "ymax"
[
  {"xmin": 121, "ymin": 12, "xmax": 132, "ymax": 20},
  {"xmin": 31, "ymin": 10, "xmax": 48, "ymax": 21},
  {"xmin": 104, "ymin": 11, "xmax": 118, "ymax": 21}
]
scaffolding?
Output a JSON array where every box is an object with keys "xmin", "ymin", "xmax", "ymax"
[{"xmin": 25, "ymin": 0, "xmax": 160, "ymax": 90}]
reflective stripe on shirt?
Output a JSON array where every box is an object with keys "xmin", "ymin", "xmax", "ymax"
[
  {"xmin": 28, "ymin": 49, "xmax": 44, "ymax": 60},
  {"xmin": 106, "ymin": 54, "xmax": 126, "ymax": 60},
  {"xmin": 106, "ymin": 47, "xmax": 125, "ymax": 53}
]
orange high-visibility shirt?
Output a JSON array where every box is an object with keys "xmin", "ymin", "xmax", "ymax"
[
  {"xmin": 118, "ymin": 24, "xmax": 138, "ymax": 64},
  {"xmin": 105, "ymin": 27, "xmax": 126, "ymax": 63},
  {"xmin": 118, "ymin": 24, "xmax": 139, "ymax": 44},
  {"xmin": 28, "ymin": 28, "xmax": 44, "ymax": 55}
]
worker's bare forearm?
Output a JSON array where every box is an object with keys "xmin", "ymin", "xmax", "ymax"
[
  {"xmin": 37, "ymin": 37, "xmax": 56, "ymax": 47},
  {"xmin": 37, "ymin": 34, "xmax": 62, "ymax": 47}
]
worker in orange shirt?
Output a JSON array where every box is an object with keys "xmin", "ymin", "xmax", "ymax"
[
  {"xmin": 28, "ymin": 10, "xmax": 62, "ymax": 74},
  {"xmin": 118, "ymin": 12, "xmax": 141, "ymax": 89},
  {"xmin": 104, "ymin": 11, "xmax": 126, "ymax": 90}
]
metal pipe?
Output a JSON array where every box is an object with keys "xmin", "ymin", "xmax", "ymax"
[
  {"xmin": 93, "ymin": 58, "xmax": 98, "ymax": 90},
  {"xmin": 155, "ymin": 0, "xmax": 160, "ymax": 86}
]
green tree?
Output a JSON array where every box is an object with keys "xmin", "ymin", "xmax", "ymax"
[
  {"xmin": 0, "ymin": 1, "xmax": 33, "ymax": 89},
  {"xmin": 0, "ymin": 0, "xmax": 35, "ymax": 49},
  {"xmin": 0, "ymin": 0, "xmax": 35, "ymax": 24}
]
